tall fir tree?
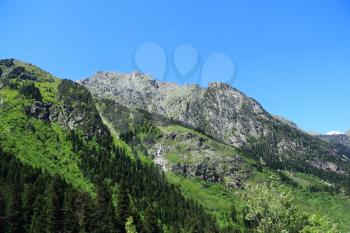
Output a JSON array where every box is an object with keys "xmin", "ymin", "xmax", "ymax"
[
  {"xmin": 0, "ymin": 191, "xmax": 7, "ymax": 232},
  {"xmin": 29, "ymin": 195, "xmax": 47, "ymax": 233},
  {"xmin": 143, "ymin": 205, "xmax": 163, "ymax": 233},
  {"xmin": 96, "ymin": 181, "xmax": 116, "ymax": 233},
  {"xmin": 63, "ymin": 188, "xmax": 79, "ymax": 233},
  {"xmin": 115, "ymin": 184, "xmax": 131, "ymax": 233},
  {"xmin": 45, "ymin": 177, "xmax": 64, "ymax": 233},
  {"xmin": 5, "ymin": 188, "xmax": 24, "ymax": 233}
]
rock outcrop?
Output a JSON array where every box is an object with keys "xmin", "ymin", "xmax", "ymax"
[
  {"xmin": 318, "ymin": 134, "xmax": 350, "ymax": 159},
  {"xmin": 81, "ymin": 72, "xmax": 350, "ymax": 174}
]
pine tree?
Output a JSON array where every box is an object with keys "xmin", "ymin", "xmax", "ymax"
[
  {"xmin": 96, "ymin": 181, "xmax": 116, "ymax": 233},
  {"xmin": 22, "ymin": 184, "xmax": 36, "ymax": 232},
  {"xmin": 29, "ymin": 195, "xmax": 47, "ymax": 233},
  {"xmin": 0, "ymin": 192, "xmax": 7, "ymax": 232},
  {"xmin": 143, "ymin": 205, "xmax": 163, "ymax": 233},
  {"xmin": 116, "ymin": 184, "xmax": 131, "ymax": 233},
  {"xmin": 63, "ymin": 188, "xmax": 79, "ymax": 233},
  {"xmin": 230, "ymin": 204, "xmax": 237, "ymax": 222},
  {"xmin": 45, "ymin": 177, "xmax": 64, "ymax": 233},
  {"xmin": 5, "ymin": 188, "xmax": 24, "ymax": 233},
  {"xmin": 79, "ymin": 192, "xmax": 97, "ymax": 233}
]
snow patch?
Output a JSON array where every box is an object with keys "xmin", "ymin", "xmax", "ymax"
[{"xmin": 326, "ymin": 131, "xmax": 344, "ymax": 136}]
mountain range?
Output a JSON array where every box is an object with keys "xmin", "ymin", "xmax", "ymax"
[
  {"xmin": 81, "ymin": 71, "xmax": 350, "ymax": 175},
  {"xmin": 1, "ymin": 59, "xmax": 350, "ymax": 233},
  {"xmin": 317, "ymin": 133, "xmax": 350, "ymax": 160}
]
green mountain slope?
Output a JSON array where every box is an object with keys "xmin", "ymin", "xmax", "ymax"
[
  {"xmin": 1, "ymin": 59, "xmax": 349, "ymax": 232},
  {"xmin": 0, "ymin": 59, "xmax": 219, "ymax": 233},
  {"xmin": 81, "ymin": 71, "xmax": 350, "ymax": 185},
  {"xmin": 96, "ymin": 95, "xmax": 350, "ymax": 232}
]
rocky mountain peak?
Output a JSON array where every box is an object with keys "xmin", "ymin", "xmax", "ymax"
[
  {"xmin": 81, "ymin": 70, "xmax": 350, "ymax": 174},
  {"xmin": 208, "ymin": 81, "xmax": 232, "ymax": 90}
]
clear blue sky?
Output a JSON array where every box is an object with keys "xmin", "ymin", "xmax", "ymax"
[{"xmin": 1, "ymin": 0, "xmax": 349, "ymax": 134}]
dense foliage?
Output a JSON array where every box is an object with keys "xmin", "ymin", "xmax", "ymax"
[
  {"xmin": 243, "ymin": 124, "xmax": 350, "ymax": 194},
  {"xmin": 1, "ymin": 59, "xmax": 349, "ymax": 232},
  {"xmin": 242, "ymin": 183, "xmax": 337, "ymax": 233},
  {"xmin": 0, "ymin": 60, "xmax": 219, "ymax": 233}
]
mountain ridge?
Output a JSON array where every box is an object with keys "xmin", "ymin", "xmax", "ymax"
[
  {"xmin": 2, "ymin": 59, "xmax": 350, "ymax": 232},
  {"xmin": 0, "ymin": 59, "xmax": 220, "ymax": 232},
  {"xmin": 81, "ymin": 71, "xmax": 350, "ymax": 178}
]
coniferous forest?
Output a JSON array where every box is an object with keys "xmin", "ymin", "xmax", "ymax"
[{"xmin": 1, "ymin": 59, "xmax": 350, "ymax": 233}]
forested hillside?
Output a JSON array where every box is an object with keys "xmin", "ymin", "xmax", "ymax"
[
  {"xmin": 1, "ymin": 59, "xmax": 350, "ymax": 233},
  {"xmin": 0, "ymin": 59, "xmax": 218, "ymax": 233},
  {"xmin": 96, "ymin": 97, "xmax": 350, "ymax": 232}
]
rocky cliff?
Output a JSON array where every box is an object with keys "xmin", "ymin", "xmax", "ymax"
[
  {"xmin": 81, "ymin": 72, "xmax": 350, "ymax": 176},
  {"xmin": 318, "ymin": 134, "xmax": 350, "ymax": 159}
]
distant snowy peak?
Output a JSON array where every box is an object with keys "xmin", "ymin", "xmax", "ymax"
[{"xmin": 326, "ymin": 131, "xmax": 344, "ymax": 136}]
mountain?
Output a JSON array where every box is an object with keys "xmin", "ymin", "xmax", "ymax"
[
  {"xmin": 0, "ymin": 59, "xmax": 219, "ymax": 232},
  {"xmin": 81, "ymin": 71, "xmax": 350, "ymax": 232},
  {"xmin": 318, "ymin": 133, "xmax": 350, "ymax": 159},
  {"xmin": 2, "ymin": 59, "xmax": 350, "ymax": 233},
  {"xmin": 326, "ymin": 131, "xmax": 344, "ymax": 136},
  {"xmin": 81, "ymin": 71, "xmax": 350, "ymax": 178}
]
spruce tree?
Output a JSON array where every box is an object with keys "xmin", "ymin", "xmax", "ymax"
[
  {"xmin": 29, "ymin": 195, "xmax": 47, "ymax": 233},
  {"xmin": 230, "ymin": 204, "xmax": 237, "ymax": 222},
  {"xmin": 5, "ymin": 188, "xmax": 24, "ymax": 233},
  {"xmin": 22, "ymin": 184, "xmax": 36, "ymax": 232},
  {"xmin": 96, "ymin": 181, "xmax": 116, "ymax": 233},
  {"xmin": 45, "ymin": 177, "xmax": 64, "ymax": 233},
  {"xmin": 63, "ymin": 188, "xmax": 79, "ymax": 233},
  {"xmin": 143, "ymin": 205, "xmax": 162, "ymax": 233},
  {"xmin": 116, "ymin": 184, "xmax": 131, "ymax": 233},
  {"xmin": 0, "ymin": 192, "xmax": 6, "ymax": 232}
]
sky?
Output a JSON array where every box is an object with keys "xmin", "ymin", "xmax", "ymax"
[{"xmin": 0, "ymin": 0, "xmax": 349, "ymax": 134}]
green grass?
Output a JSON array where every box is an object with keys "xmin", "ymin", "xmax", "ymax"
[
  {"xmin": 36, "ymin": 78, "xmax": 61, "ymax": 103},
  {"xmin": 159, "ymin": 124, "xmax": 208, "ymax": 138},
  {"xmin": 167, "ymin": 164, "xmax": 350, "ymax": 232},
  {"xmin": 164, "ymin": 151, "xmax": 182, "ymax": 163},
  {"xmin": 0, "ymin": 87, "xmax": 95, "ymax": 194},
  {"xmin": 284, "ymin": 171, "xmax": 328, "ymax": 187},
  {"xmin": 166, "ymin": 172, "xmax": 238, "ymax": 227},
  {"xmin": 289, "ymin": 186, "xmax": 350, "ymax": 232},
  {"xmin": 14, "ymin": 60, "xmax": 56, "ymax": 83}
]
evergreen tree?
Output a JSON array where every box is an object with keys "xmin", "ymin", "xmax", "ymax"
[
  {"xmin": 80, "ymin": 193, "xmax": 97, "ymax": 233},
  {"xmin": 63, "ymin": 189, "xmax": 79, "ymax": 233},
  {"xmin": 0, "ymin": 192, "xmax": 6, "ymax": 232},
  {"xmin": 143, "ymin": 205, "xmax": 163, "ymax": 233},
  {"xmin": 29, "ymin": 195, "xmax": 47, "ymax": 233},
  {"xmin": 22, "ymin": 184, "xmax": 36, "ymax": 232},
  {"xmin": 96, "ymin": 181, "xmax": 116, "ymax": 233},
  {"xmin": 5, "ymin": 188, "xmax": 24, "ymax": 233},
  {"xmin": 45, "ymin": 177, "xmax": 64, "ymax": 233},
  {"xmin": 116, "ymin": 184, "xmax": 131, "ymax": 233},
  {"xmin": 230, "ymin": 204, "xmax": 237, "ymax": 222}
]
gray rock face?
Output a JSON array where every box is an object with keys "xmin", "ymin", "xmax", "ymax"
[
  {"xmin": 318, "ymin": 134, "xmax": 350, "ymax": 159},
  {"xmin": 26, "ymin": 101, "xmax": 51, "ymax": 121},
  {"xmin": 318, "ymin": 134, "xmax": 350, "ymax": 147},
  {"xmin": 81, "ymin": 72, "xmax": 350, "ymax": 173},
  {"xmin": 273, "ymin": 115, "xmax": 299, "ymax": 129},
  {"xmin": 56, "ymin": 79, "xmax": 109, "ymax": 139},
  {"xmin": 150, "ymin": 130, "xmax": 250, "ymax": 187},
  {"xmin": 80, "ymin": 72, "xmax": 270, "ymax": 148}
]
